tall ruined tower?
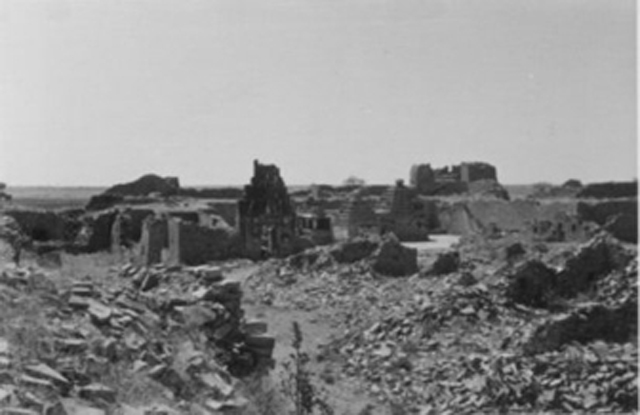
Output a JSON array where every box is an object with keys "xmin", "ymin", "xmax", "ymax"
[{"xmin": 237, "ymin": 160, "xmax": 297, "ymax": 259}]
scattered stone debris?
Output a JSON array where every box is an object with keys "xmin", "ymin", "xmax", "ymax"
[
  {"xmin": 247, "ymin": 232, "xmax": 637, "ymax": 413},
  {"xmin": 0, "ymin": 259, "xmax": 273, "ymax": 414}
]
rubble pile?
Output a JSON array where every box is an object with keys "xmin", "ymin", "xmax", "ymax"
[
  {"xmin": 506, "ymin": 234, "xmax": 634, "ymax": 308},
  {"xmin": 0, "ymin": 262, "xmax": 273, "ymax": 414},
  {"xmin": 278, "ymin": 235, "xmax": 637, "ymax": 413}
]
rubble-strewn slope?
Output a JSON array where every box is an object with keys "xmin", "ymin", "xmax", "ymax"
[
  {"xmin": 0, "ymin": 258, "xmax": 272, "ymax": 415},
  {"xmin": 246, "ymin": 234, "xmax": 638, "ymax": 413}
]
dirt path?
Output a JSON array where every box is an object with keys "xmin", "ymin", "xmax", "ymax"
[{"xmin": 226, "ymin": 265, "xmax": 388, "ymax": 415}]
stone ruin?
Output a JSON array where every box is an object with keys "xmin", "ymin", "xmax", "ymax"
[
  {"xmin": 409, "ymin": 161, "xmax": 503, "ymax": 197},
  {"xmin": 237, "ymin": 160, "xmax": 298, "ymax": 259},
  {"xmin": 137, "ymin": 212, "xmax": 238, "ymax": 266},
  {"xmin": 297, "ymin": 211, "xmax": 334, "ymax": 246},
  {"xmin": 378, "ymin": 180, "xmax": 434, "ymax": 242}
]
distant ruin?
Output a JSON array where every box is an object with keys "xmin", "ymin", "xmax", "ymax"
[
  {"xmin": 1, "ymin": 160, "xmax": 636, "ymax": 267},
  {"xmin": 409, "ymin": 161, "xmax": 503, "ymax": 197}
]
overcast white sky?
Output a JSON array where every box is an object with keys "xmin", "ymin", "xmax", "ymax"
[{"xmin": 0, "ymin": 0, "xmax": 636, "ymax": 186}]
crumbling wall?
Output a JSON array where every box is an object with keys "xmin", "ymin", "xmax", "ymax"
[
  {"xmin": 111, "ymin": 209, "xmax": 155, "ymax": 250},
  {"xmin": 138, "ymin": 216, "xmax": 169, "ymax": 266},
  {"xmin": 168, "ymin": 219, "xmax": 239, "ymax": 265},
  {"xmin": 85, "ymin": 210, "xmax": 118, "ymax": 252},
  {"xmin": 3, "ymin": 209, "xmax": 81, "ymax": 242}
]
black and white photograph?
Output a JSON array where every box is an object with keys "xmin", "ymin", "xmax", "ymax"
[{"xmin": 0, "ymin": 0, "xmax": 637, "ymax": 413}]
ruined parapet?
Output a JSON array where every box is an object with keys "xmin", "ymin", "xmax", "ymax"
[{"xmin": 237, "ymin": 160, "xmax": 298, "ymax": 259}]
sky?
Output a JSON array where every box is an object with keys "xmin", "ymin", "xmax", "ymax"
[{"xmin": 0, "ymin": 0, "xmax": 636, "ymax": 186}]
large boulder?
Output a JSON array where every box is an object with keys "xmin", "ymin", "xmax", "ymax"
[{"xmin": 371, "ymin": 235, "xmax": 418, "ymax": 277}]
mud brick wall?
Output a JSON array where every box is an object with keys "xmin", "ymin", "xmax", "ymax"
[{"xmin": 167, "ymin": 219, "xmax": 237, "ymax": 266}]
